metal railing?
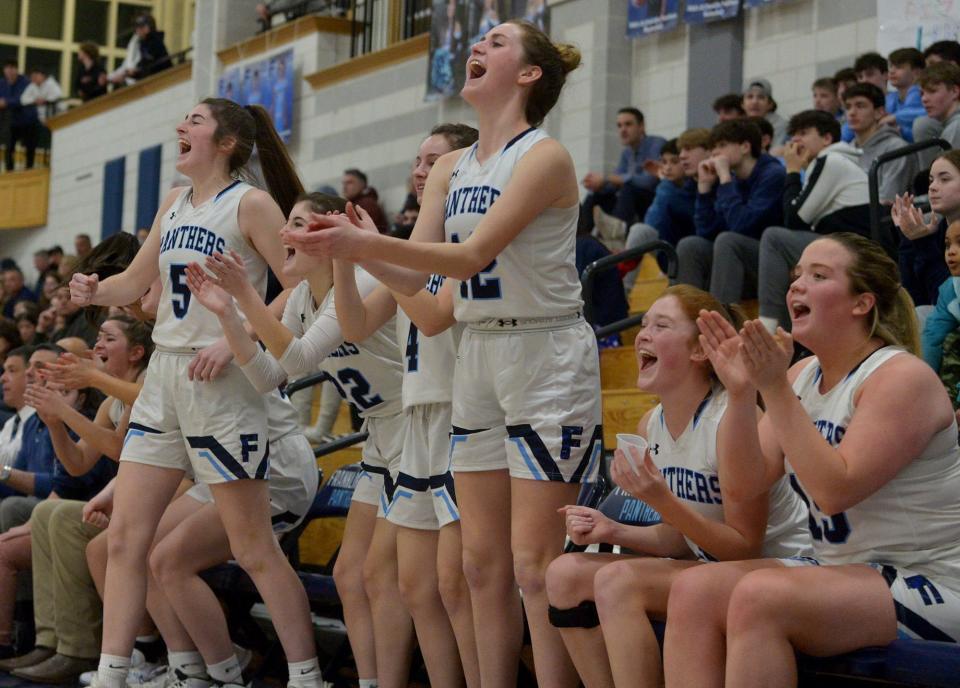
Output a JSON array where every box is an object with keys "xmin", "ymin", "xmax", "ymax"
[{"xmin": 581, "ymin": 240, "xmax": 678, "ymax": 339}]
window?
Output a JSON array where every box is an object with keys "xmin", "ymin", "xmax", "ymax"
[
  {"xmin": 0, "ymin": 0, "xmax": 21, "ymax": 36},
  {"xmin": 115, "ymin": 3, "xmax": 147, "ymax": 48},
  {"xmin": 27, "ymin": 0, "xmax": 65, "ymax": 40},
  {"xmin": 74, "ymin": 0, "xmax": 110, "ymax": 45}
]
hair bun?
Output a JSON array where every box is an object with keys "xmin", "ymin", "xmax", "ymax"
[{"xmin": 554, "ymin": 42, "xmax": 582, "ymax": 74}]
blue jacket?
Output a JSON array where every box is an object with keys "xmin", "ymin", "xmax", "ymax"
[
  {"xmin": 576, "ymin": 235, "xmax": 628, "ymax": 329},
  {"xmin": 644, "ymin": 178, "xmax": 696, "ymax": 245},
  {"xmin": 694, "ymin": 154, "xmax": 786, "ymax": 240},
  {"xmin": 0, "ymin": 75, "xmax": 34, "ymax": 127},
  {"xmin": 886, "ymin": 86, "xmax": 925, "ymax": 143},
  {"xmin": 922, "ymin": 276, "xmax": 960, "ymax": 372},
  {"xmin": 0, "ymin": 413, "xmax": 55, "ymax": 498},
  {"xmin": 609, "ymin": 136, "xmax": 667, "ymax": 194}
]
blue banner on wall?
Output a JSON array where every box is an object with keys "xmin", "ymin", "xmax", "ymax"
[
  {"xmin": 426, "ymin": 1, "xmax": 549, "ymax": 100},
  {"xmin": 684, "ymin": 0, "xmax": 740, "ymax": 24},
  {"xmin": 743, "ymin": 0, "xmax": 788, "ymax": 7},
  {"xmin": 627, "ymin": 0, "xmax": 680, "ymax": 37},
  {"xmin": 217, "ymin": 48, "xmax": 294, "ymax": 143}
]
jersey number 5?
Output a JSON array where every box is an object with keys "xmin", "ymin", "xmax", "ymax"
[{"xmin": 169, "ymin": 264, "xmax": 191, "ymax": 319}]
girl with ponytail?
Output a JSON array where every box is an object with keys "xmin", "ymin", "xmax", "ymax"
[
  {"xmin": 664, "ymin": 233, "xmax": 960, "ymax": 687},
  {"xmin": 69, "ymin": 99, "xmax": 322, "ymax": 688}
]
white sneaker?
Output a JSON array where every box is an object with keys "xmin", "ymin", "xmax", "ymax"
[{"xmin": 80, "ymin": 651, "xmax": 167, "ymax": 688}]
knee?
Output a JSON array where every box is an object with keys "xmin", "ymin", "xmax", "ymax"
[
  {"xmin": 105, "ymin": 514, "xmax": 150, "ymax": 562},
  {"xmin": 436, "ymin": 556, "xmax": 467, "ymax": 611},
  {"xmin": 726, "ymin": 570, "xmax": 790, "ymax": 637},
  {"xmin": 665, "ymin": 566, "xmax": 720, "ymax": 627},
  {"xmin": 545, "ymin": 554, "xmax": 593, "ymax": 608},
  {"xmin": 713, "ymin": 231, "xmax": 752, "ymax": 259},
  {"xmin": 512, "ymin": 548, "xmax": 552, "ymax": 598},
  {"xmin": 460, "ymin": 542, "xmax": 505, "ymax": 592},
  {"xmin": 593, "ymin": 560, "xmax": 639, "ymax": 614},
  {"xmin": 676, "ymin": 235, "xmax": 704, "ymax": 260},
  {"xmin": 230, "ymin": 534, "xmax": 282, "ymax": 579},
  {"xmin": 398, "ymin": 563, "xmax": 436, "ymax": 613},
  {"xmin": 29, "ymin": 500, "xmax": 57, "ymax": 537},
  {"xmin": 332, "ymin": 553, "xmax": 365, "ymax": 600},
  {"xmin": 148, "ymin": 538, "xmax": 185, "ymax": 586}
]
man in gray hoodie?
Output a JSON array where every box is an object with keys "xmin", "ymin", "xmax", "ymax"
[
  {"xmin": 756, "ymin": 110, "xmax": 872, "ymax": 331},
  {"xmin": 843, "ymin": 82, "xmax": 916, "ymax": 204}
]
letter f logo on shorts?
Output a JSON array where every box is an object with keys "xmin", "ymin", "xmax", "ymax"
[{"xmin": 240, "ymin": 433, "xmax": 259, "ymax": 463}]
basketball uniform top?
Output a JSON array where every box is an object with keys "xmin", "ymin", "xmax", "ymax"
[
  {"xmin": 646, "ymin": 388, "xmax": 810, "ymax": 560},
  {"xmin": 108, "ymin": 397, "xmax": 125, "ymax": 427},
  {"xmin": 788, "ymin": 347, "xmax": 960, "ymax": 581},
  {"xmin": 265, "ymin": 388, "xmax": 301, "ymax": 444},
  {"xmin": 155, "ymin": 181, "xmax": 269, "ymax": 350},
  {"xmin": 396, "ymin": 273, "xmax": 463, "ymax": 408},
  {"xmin": 443, "ymin": 128, "xmax": 583, "ymax": 322},
  {"xmin": 283, "ymin": 271, "xmax": 403, "ymax": 419}
]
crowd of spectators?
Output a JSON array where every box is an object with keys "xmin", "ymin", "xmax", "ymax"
[{"xmin": 0, "ymin": 14, "xmax": 170, "ymax": 174}]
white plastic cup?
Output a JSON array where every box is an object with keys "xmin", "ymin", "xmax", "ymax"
[{"xmin": 616, "ymin": 433, "xmax": 648, "ymax": 475}]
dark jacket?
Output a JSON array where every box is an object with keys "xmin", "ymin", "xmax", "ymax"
[
  {"xmin": 134, "ymin": 30, "xmax": 171, "ymax": 79},
  {"xmin": 0, "ymin": 74, "xmax": 34, "ymax": 126},
  {"xmin": 695, "ymin": 153, "xmax": 786, "ymax": 240},
  {"xmin": 901, "ymin": 217, "xmax": 950, "ymax": 307},
  {"xmin": 75, "ymin": 62, "xmax": 107, "ymax": 101},
  {"xmin": 576, "ymin": 235, "xmax": 629, "ymax": 329}
]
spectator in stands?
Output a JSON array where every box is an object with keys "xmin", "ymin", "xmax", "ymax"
[
  {"xmin": 47, "ymin": 246, "xmax": 63, "ymax": 270},
  {"xmin": 582, "ymin": 107, "xmax": 666, "ymax": 246},
  {"xmin": 32, "ymin": 250, "xmax": 50, "ymax": 295},
  {"xmin": 135, "ymin": 228, "xmax": 150, "ymax": 245},
  {"xmin": 15, "ymin": 313, "xmax": 39, "ymax": 346},
  {"xmin": 75, "ymin": 234, "xmax": 93, "ymax": 258},
  {"xmin": 38, "ymin": 272, "xmax": 59, "ymax": 310},
  {"xmin": 48, "ymin": 284, "xmax": 99, "ymax": 347},
  {"xmin": 257, "ymin": 0, "xmax": 338, "ymax": 32},
  {"xmin": 75, "ymin": 43, "xmax": 107, "ymax": 102},
  {"xmin": 340, "ymin": 168, "xmax": 388, "ymax": 233},
  {"xmin": 676, "ymin": 119, "xmax": 785, "ymax": 304},
  {"xmin": 746, "ymin": 115, "xmax": 775, "ymax": 153},
  {"xmin": 0, "ymin": 61, "xmax": 35, "ymax": 171},
  {"xmin": 391, "ymin": 203, "xmax": 419, "ymax": 239},
  {"xmin": 892, "ymin": 150, "xmax": 960, "ymax": 306},
  {"xmin": 811, "ymin": 77, "xmax": 842, "ymax": 120},
  {"xmin": 21, "ymin": 67, "xmax": 62, "ymax": 123},
  {"xmin": 621, "ymin": 135, "xmax": 701, "ymax": 290},
  {"xmin": 755, "ymin": 110, "xmax": 871, "ymax": 332},
  {"xmin": 2, "ymin": 267, "xmax": 36, "ymax": 319},
  {"xmin": 843, "ymin": 82, "xmax": 915, "ymax": 204},
  {"xmin": 834, "ymin": 66, "xmax": 858, "ymax": 102},
  {"xmin": 924, "ymin": 40, "xmax": 960, "ymax": 67},
  {"xmin": 0, "ymin": 321, "xmax": 20, "ymax": 365},
  {"xmin": 853, "ymin": 51, "xmax": 888, "ymax": 90},
  {"xmin": 712, "ymin": 93, "xmax": 745, "ymax": 122},
  {"xmin": 576, "ymin": 219, "xmax": 628, "ymax": 347},
  {"xmin": 883, "ymin": 47, "xmax": 925, "ymax": 142},
  {"xmin": 0, "ymin": 347, "xmax": 34, "ymax": 485},
  {"xmin": 0, "ymin": 346, "xmax": 65, "ymax": 529},
  {"xmin": 742, "ymin": 78, "xmax": 787, "ymax": 149},
  {"xmin": 107, "ymin": 14, "xmax": 167, "ymax": 87},
  {"xmin": 921, "ymin": 219, "xmax": 960, "ymax": 376},
  {"xmin": 915, "ymin": 62, "xmax": 960, "ymax": 170}
]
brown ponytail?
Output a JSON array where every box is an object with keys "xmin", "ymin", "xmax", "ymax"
[
  {"xmin": 200, "ymin": 98, "xmax": 304, "ymax": 217},
  {"xmin": 826, "ymin": 232, "xmax": 920, "ymax": 355},
  {"xmin": 505, "ymin": 19, "xmax": 581, "ymax": 127}
]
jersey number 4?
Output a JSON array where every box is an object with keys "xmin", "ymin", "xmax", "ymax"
[{"xmin": 169, "ymin": 264, "xmax": 191, "ymax": 319}]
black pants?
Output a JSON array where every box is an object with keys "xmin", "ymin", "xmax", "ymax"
[
  {"xmin": 580, "ymin": 183, "xmax": 655, "ymax": 231},
  {"xmin": 6, "ymin": 123, "xmax": 38, "ymax": 170}
]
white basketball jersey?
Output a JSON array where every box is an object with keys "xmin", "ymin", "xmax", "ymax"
[
  {"xmin": 443, "ymin": 128, "xmax": 583, "ymax": 321},
  {"xmin": 396, "ymin": 274, "xmax": 463, "ymax": 408},
  {"xmin": 788, "ymin": 347, "xmax": 960, "ymax": 581},
  {"xmin": 646, "ymin": 388, "xmax": 810, "ymax": 561},
  {"xmin": 290, "ymin": 271, "xmax": 403, "ymax": 419},
  {"xmin": 155, "ymin": 181, "xmax": 269, "ymax": 349}
]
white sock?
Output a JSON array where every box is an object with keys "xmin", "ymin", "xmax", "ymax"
[
  {"xmin": 206, "ymin": 655, "xmax": 242, "ymax": 685},
  {"xmin": 358, "ymin": 680, "xmax": 378, "ymax": 688},
  {"xmin": 287, "ymin": 657, "xmax": 322, "ymax": 688},
  {"xmin": 169, "ymin": 650, "xmax": 206, "ymax": 678},
  {"xmin": 759, "ymin": 316, "xmax": 779, "ymax": 334},
  {"xmin": 98, "ymin": 654, "xmax": 131, "ymax": 688}
]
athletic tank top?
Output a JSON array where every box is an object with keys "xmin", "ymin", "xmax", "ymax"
[
  {"xmin": 395, "ymin": 274, "xmax": 463, "ymax": 408},
  {"xmin": 108, "ymin": 398, "xmax": 125, "ymax": 427},
  {"xmin": 155, "ymin": 181, "xmax": 269, "ymax": 349},
  {"xmin": 443, "ymin": 128, "xmax": 583, "ymax": 321},
  {"xmin": 289, "ymin": 273, "xmax": 403, "ymax": 419},
  {"xmin": 789, "ymin": 347, "xmax": 960, "ymax": 580},
  {"xmin": 646, "ymin": 388, "xmax": 810, "ymax": 561}
]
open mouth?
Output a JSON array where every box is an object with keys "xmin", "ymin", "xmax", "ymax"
[
  {"xmin": 467, "ymin": 59, "xmax": 486, "ymax": 79},
  {"xmin": 178, "ymin": 139, "xmax": 192, "ymax": 155},
  {"xmin": 790, "ymin": 301, "xmax": 810, "ymax": 320},
  {"xmin": 637, "ymin": 349, "xmax": 658, "ymax": 371}
]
